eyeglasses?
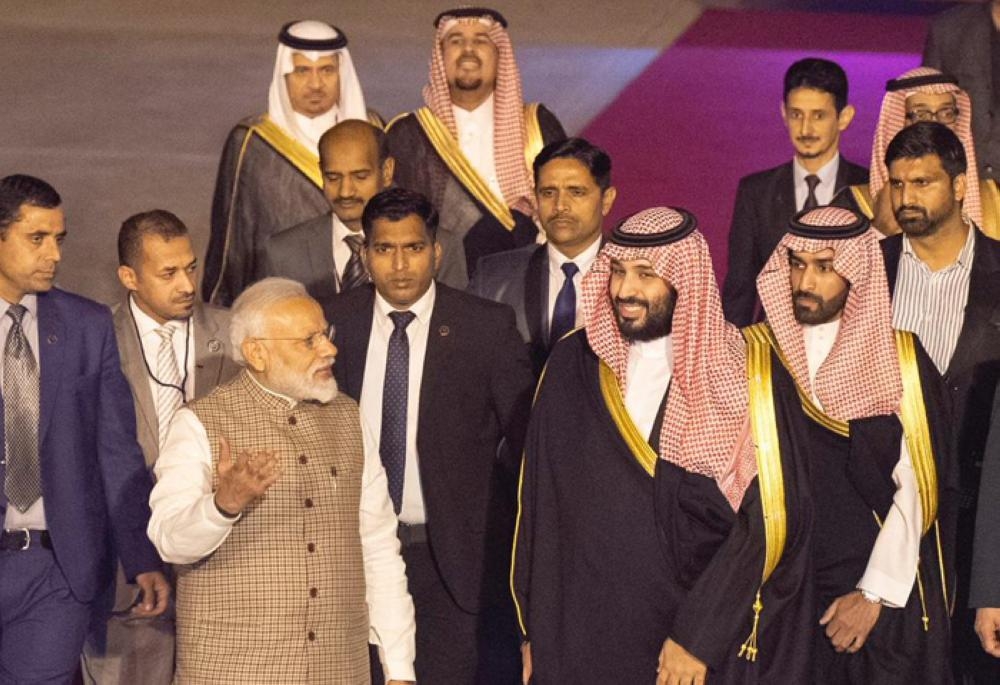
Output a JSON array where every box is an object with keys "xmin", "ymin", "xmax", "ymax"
[
  {"xmin": 905, "ymin": 106, "xmax": 960, "ymax": 125},
  {"xmin": 254, "ymin": 324, "xmax": 336, "ymax": 351}
]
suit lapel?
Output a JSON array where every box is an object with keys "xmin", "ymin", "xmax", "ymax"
[
  {"xmin": 193, "ymin": 302, "xmax": 226, "ymax": 397},
  {"xmin": 36, "ymin": 293, "xmax": 65, "ymax": 448},
  {"xmin": 834, "ymin": 154, "xmax": 850, "ymax": 193},
  {"xmin": 946, "ymin": 231, "xmax": 1000, "ymax": 379},
  {"xmin": 306, "ymin": 216, "xmax": 339, "ymax": 295},
  {"xmin": 418, "ymin": 287, "xmax": 454, "ymax": 459},
  {"xmin": 524, "ymin": 245, "xmax": 548, "ymax": 350},
  {"xmin": 775, "ymin": 163, "xmax": 797, "ymax": 228},
  {"xmin": 113, "ymin": 298, "xmax": 158, "ymax": 445},
  {"xmin": 346, "ymin": 287, "xmax": 375, "ymax": 399}
]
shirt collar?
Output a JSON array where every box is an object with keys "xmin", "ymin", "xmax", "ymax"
[
  {"xmin": 452, "ymin": 93, "xmax": 495, "ymax": 126},
  {"xmin": 331, "ymin": 212, "xmax": 363, "ymax": 244},
  {"xmin": 129, "ymin": 293, "xmax": 188, "ymax": 338},
  {"xmin": 374, "ymin": 280, "xmax": 437, "ymax": 325},
  {"xmin": 246, "ymin": 369, "xmax": 299, "ymax": 409},
  {"xmin": 901, "ymin": 221, "xmax": 976, "ymax": 271},
  {"xmin": 630, "ymin": 333, "xmax": 673, "ymax": 362},
  {"xmin": 547, "ymin": 237, "xmax": 602, "ymax": 276},
  {"xmin": 0, "ymin": 293, "xmax": 38, "ymax": 322},
  {"xmin": 793, "ymin": 153, "xmax": 840, "ymax": 190}
]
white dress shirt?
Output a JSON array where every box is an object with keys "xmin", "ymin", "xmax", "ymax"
[
  {"xmin": 802, "ymin": 321, "xmax": 921, "ymax": 608},
  {"xmin": 147, "ymin": 374, "xmax": 416, "ymax": 680},
  {"xmin": 546, "ymin": 239, "xmax": 601, "ymax": 336},
  {"xmin": 129, "ymin": 295, "xmax": 196, "ymax": 404},
  {"xmin": 453, "ymin": 94, "xmax": 502, "ymax": 199},
  {"xmin": 623, "ymin": 335, "xmax": 674, "ymax": 440},
  {"xmin": 359, "ymin": 283, "xmax": 436, "ymax": 524},
  {"xmin": 331, "ymin": 213, "xmax": 365, "ymax": 286},
  {"xmin": 793, "ymin": 154, "xmax": 840, "ymax": 210},
  {"xmin": 1, "ymin": 295, "xmax": 46, "ymax": 530}
]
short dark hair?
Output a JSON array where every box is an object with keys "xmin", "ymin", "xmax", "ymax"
[
  {"xmin": 361, "ymin": 188, "xmax": 439, "ymax": 244},
  {"xmin": 532, "ymin": 137, "xmax": 613, "ymax": 190},
  {"xmin": 884, "ymin": 121, "xmax": 967, "ymax": 180},
  {"xmin": 118, "ymin": 209, "xmax": 189, "ymax": 268},
  {"xmin": 319, "ymin": 120, "xmax": 389, "ymax": 167},
  {"xmin": 0, "ymin": 174, "xmax": 61, "ymax": 237},
  {"xmin": 783, "ymin": 58, "xmax": 849, "ymax": 112}
]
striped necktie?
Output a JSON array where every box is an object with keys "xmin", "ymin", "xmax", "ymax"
[
  {"xmin": 4, "ymin": 304, "xmax": 40, "ymax": 512},
  {"xmin": 154, "ymin": 322, "xmax": 184, "ymax": 449},
  {"xmin": 341, "ymin": 233, "xmax": 369, "ymax": 291}
]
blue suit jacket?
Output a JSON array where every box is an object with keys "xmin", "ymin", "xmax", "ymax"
[{"xmin": 0, "ymin": 288, "xmax": 162, "ymax": 602}]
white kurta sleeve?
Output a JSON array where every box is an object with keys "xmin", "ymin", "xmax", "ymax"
[
  {"xmin": 358, "ymin": 417, "xmax": 416, "ymax": 681},
  {"xmin": 147, "ymin": 407, "xmax": 239, "ymax": 564},
  {"xmin": 856, "ymin": 439, "xmax": 922, "ymax": 608}
]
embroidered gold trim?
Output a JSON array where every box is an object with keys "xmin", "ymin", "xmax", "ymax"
[
  {"xmin": 523, "ymin": 103, "xmax": 545, "ymax": 173},
  {"xmin": 414, "ymin": 107, "xmax": 516, "ymax": 230},
  {"xmin": 250, "ymin": 115, "xmax": 323, "ymax": 189},
  {"xmin": 851, "ymin": 185, "xmax": 875, "ymax": 220},
  {"xmin": 894, "ymin": 330, "xmax": 938, "ymax": 535},
  {"xmin": 979, "ymin": 179, "xmax": 1000, "ymax": 240},
  {"xmin": 598, "ymin": 361, "xmax": 657, "ymax": 477}
]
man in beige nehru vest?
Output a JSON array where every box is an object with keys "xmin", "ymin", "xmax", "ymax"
[{"xmin": 147, "ymin": 278, "xmax": 415, "ymax": 684}]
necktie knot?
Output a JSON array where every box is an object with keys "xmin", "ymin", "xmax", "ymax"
[
  {"xmin": 389, "ymin": 311, "xmax": 416, "ymax": 331},
  {"xmin": 805, "ymin": 174, "xmax": 820, "ymax": 190},
  {"xmin": 561, "ymin": 262, "xmax": 579, "ymax": 280},
  {"xmin": 803, "ymin": 174, "xmax": 821, "ymax": 211},
  {"xmin": 344, "ymin": 233, "xmax": 365, "ymax": 255},
  {"xmin": 155, "ymin": 322, "xmax": 178, "ymax": 342},
  {"xmin": 6, "ymin": 304, "xmax": 27, "ymax": 327}
]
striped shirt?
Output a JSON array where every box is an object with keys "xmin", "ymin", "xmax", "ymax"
[{"xmin": 891, "ymin": 226, "xmax": 975, "ymax": 374}]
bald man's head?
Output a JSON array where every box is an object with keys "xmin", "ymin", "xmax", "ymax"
[{"xmin": 318, "ymin": 120, "xmax": 395, "ymax": 231}]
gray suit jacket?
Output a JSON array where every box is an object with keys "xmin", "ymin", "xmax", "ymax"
[
  {"xmin": 263, "ymin": 212, "xmax": 340, "ymax": 307},
  {"xmin": 111, "ymin": 297, "xmax": 239, "ymax": 467},
  {"xmin": 924, "ymin": 3, "xmax": 1000, "ymax": 179}
]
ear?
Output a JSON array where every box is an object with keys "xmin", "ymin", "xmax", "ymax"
[
  {"xmin": 432, "ymin": 240, "xmax": 443, "ymax": 274},
  {"xmin": 381, "ymin": 156, "xmax": 396, "ymax": 187},
  {"xmin": 837, "ymin": 104, "xmax": 856, "ymax": 131},
  {"xmin": 953, "ymin": 172, "xmax": 967, "ymax": 204},
  {"xmin": 117, "ymin": 265, "xmax": 138, "ymax": 291},
  {"xmin": 601, "ymin": 186, "xmax": 618, "ymax": 217},
  {"xmin": 241, "ymin": 339, "xmax": 267, "ymax": 373},
  {"xmin": 780, "ymin": 100, "xmax": 788, "ymax": 122}
]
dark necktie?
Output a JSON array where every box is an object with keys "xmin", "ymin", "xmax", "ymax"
[
  {"xmin": 380, "ymin": 310, "xmax": 416, "ymax": 513},
  {"xmin": 550, "ymin": 262, "xmax": 579, "ymax": 346},
  {"xmin": 341, "ymin": 233, "xmax": 368, "ymax": 292},
  {"xmin": 4, "ymin": 304, "xmax": 40, "ymax": 512},
  {"xmin": 803, "ymin": 174, "xmax": 821, "ymax": 211}
]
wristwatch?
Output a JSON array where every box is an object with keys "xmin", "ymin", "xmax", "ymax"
[{"xmin": 859, "ymin": 589, "xmax": 883, "ymax": 605}]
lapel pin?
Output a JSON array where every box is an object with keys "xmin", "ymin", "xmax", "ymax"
[
  {"xmin": 47, "ymin": 334, "xmax": 57, "ymax": 344},
  {"xmin": 438, "ymin": 325, "xmax": 450, "ymax": 337},
  {"xmin": 207, "ymin": 339, "xmax": 222, "ymax": 353}
]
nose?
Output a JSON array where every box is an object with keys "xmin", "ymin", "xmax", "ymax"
[
  {"xmin": 306, "ymin": 68, "xmax": 321, "ymax": 89},
  {"xmin": 339, "ymin": 176, "xmax": 355, "ymax": 198},
  {"xmin": 318, "ymin": 337, "xmax": 337, "ymax": 358},
  {"xmin": 391, "ymin": 249, "xmax": 406, "ymax": 271},
  {"xmin": 800, "ymin": 267, "xmax": 818, "ymax": 292},
  {"xmin": 554, "ymin": 190, "xmax": 570, "ymax": 212},
  {"xmin": 178, "ymin": 268, "xmax": 196, "ymax": 294},
  {"xmin": 43, "ymin": 237, "xmax": 61, "ymax": 264}
]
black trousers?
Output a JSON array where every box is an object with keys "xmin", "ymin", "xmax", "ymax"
[{"xmin": 372, "ymin": 540, "xmax": 520, "ymax": 685}]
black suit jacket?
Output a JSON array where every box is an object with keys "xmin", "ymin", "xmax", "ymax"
[
  {"xmin": 882, "ymin": 229, "xmax": 1000, "ymax": 503},
  {"xmin": 722, "ymin": 156, "xmax": 869, "ymax": 326},
  {"xmin": 468, "ymin": 243, "xmax": 550, "ymax": 376},
  {"xmin": 326, "ymin": 283, "xmax": 534, "ymax": 613},
  {"xmin": 262, "ymin": 212, "xmax": 340, "ymax": 307}
]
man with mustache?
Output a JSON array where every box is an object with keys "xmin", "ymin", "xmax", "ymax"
[
  {"xmin": 469, "ymin": 137, "xmax": 617, "ymax": 376},
  {"xmin": 203, "ymin": 20, "xmax": 381, "ymax": 307},
  {"xmin": 848, "ymin": 67, "xmax": 1000, "ymax": 238},
  {"xmin": 512, "ymin": 207, "xmax": 752, "ymax": 683},
  {"xmin": 723, "ymin": 58, "xmax": 868, "ymax": 327},
  {"xmin": 326, "ymin": 188, "xmax": 534, "ymax": 683},
  {"xmin": 148, "ymin": 277, "xmax": 416, "ymax": 684},
  {"xmin": 386, "ymin": 7, "xmax": 566, "ymax": 289},
  {"xmin": 264, "ymin": 120, "xmax": 394, "ymax": 307},
  {"xmin": 880, "ymin": 121, "xmax": 1000, "ymax": 682},
  {"xmin": 661, "ymin": 206, "xmax": 955, "ymax": 684},
  {"xmin": 82, "ymin": 210, "xmax": 240, "ymax": 684}
]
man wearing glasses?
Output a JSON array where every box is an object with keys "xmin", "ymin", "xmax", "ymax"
[
  {"xmin": 147, "ymin": 277, "xmax": 416, "ymax": 684},
  {"xmin": 849, "ymin": 66, "xmax": 1000, "ymax": 238}
]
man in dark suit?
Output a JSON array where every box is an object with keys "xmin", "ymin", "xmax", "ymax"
[
  {"xmin": 326, "ymin": 188, "xmax": 534, "ymax": 684},
  {"xmin": 83, "ymin": 210, "xmax": 240, "ymax": 684},
  {"xmin": 263, "ymin": 119, "xmax": 394, "ymax": 305},
  {"xmin": 469, "ymin": 137, "xmax": 616, "ymax": 376},
  {"xmin": 722, "ymin": 57, "xmax": 868, "ymax": 326},
  {"xmin": 879, "ymin": 123, "xmax": 1000, "ymax": 682},
  {"xmin": 0, "ymin": 175, "xmax": 168, "ymax": 682},
  {"xmin": 924, "ymin": 0, "xmax": 1000, "ymax": 181}
]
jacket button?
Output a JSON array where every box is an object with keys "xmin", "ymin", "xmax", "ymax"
[
  {"xmin": 304, "ymin": 498, "xmax": 313, "ymax": 508},
  {"xmin": 288, "ymin": 416, "xmax": 297, "ymax": 425},
  {"xmin": 307, "ymin": 543, "xmax": 315, "ymax": 553},
  {"xmin": 309, "ymin": 587, "xmax": 318, "ymax": 598},
  {"xmin": 299, "ymin": 455, "xmax": 308, "ymax": 465},
  {"xmin": 330, "ymin": 466, "xmax": 338, "ymax": 477},
  {"xmin": 307, "ymin": 631, "xmax": 315, "ymax": 641}
]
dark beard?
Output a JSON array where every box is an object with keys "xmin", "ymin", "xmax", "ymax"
[
  {"xmin": 792, "ymin": 288, "xmax": 848, "ymax": 325},
  {"xmin": 614, "ymin": 295, "xmax": 675, "ymax": 342}
]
